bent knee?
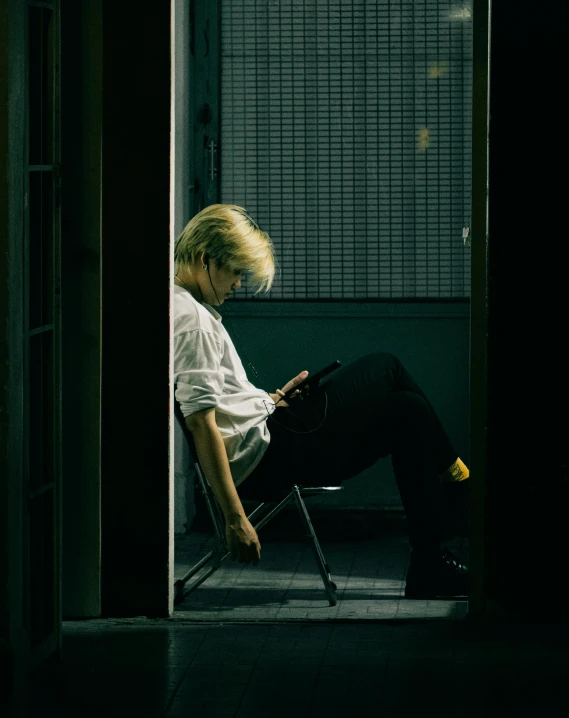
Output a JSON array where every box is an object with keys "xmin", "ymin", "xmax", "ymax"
[{"xmin": 366, "ymin": 351, "xmax": 399, "ymax": 367}]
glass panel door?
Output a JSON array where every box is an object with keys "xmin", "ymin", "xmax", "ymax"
[{"xmin": 24, "ymin": 0, "xmax": 62, "ymax": 664}]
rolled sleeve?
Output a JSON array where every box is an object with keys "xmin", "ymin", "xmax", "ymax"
[{"xmin": 174, "ymin": 329, "xmax": 224, "ymax": 417}]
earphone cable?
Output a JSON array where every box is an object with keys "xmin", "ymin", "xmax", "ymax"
[{"xmin": 206, "ymin": 268, "xmax": 328, "ymax": 434}]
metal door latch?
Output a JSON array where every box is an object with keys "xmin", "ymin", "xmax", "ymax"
[{"xmin": 208, "ymin": 140, "xmax": 217, "ymax": 180}]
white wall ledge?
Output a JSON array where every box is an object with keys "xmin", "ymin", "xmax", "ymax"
[{"xmin": 222, "ymin": 301, "xmax": 471, "ymax": 319}]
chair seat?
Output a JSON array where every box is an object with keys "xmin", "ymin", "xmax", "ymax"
[{"xmin": 294, "ymin": 486, "xmax": 345, "ymax": 497}]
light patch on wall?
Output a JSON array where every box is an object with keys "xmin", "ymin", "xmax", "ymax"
[
  {"xmin": 417, "ymin": 128, "xmax": 430, "ymax": 151},
  {"xmin": 428, "ymin": 62, "xmax": 448, "ymax": 79},
  {"xmin": 449, "ymin": 5, "xmax": 472, "ymax": 21}
]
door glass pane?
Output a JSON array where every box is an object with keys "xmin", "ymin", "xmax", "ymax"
[
  {"xmin": 29, "ymin": 6, "xmax": 54, "ymax": 166},
  {"xmin": 29, "ymin": 488, "xmax": 56, "ymax": 647},
  {"xmin": 28, "ymin": 170, "xmax": 54, "ymax": 328},
  {"xmin": 29, "ymin": 331, "xmax": 55, "ymax": 492}
]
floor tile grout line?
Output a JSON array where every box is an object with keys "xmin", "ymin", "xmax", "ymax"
[
  {"xmin": 164, "ymin": 626, "xmax": 215, "ymax": 714},
  {"xmin": 229, "ymin": 628, "xmax": 276, "ymax": 718},
  {"xmin": 276, "ymin": 541, "xmax": 323, "ymax": 618},
  {"xmin": 336, "ymin": 540, "xmax": 360, "ymax": 605},
  {"xmin": 300, "ymin": 616, "xmax": 339, "ymax": 713},
  {"xmin": 394, "ymin": 546, "xmax": 412, "ymax": 613}
]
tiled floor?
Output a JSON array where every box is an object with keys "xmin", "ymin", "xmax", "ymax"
[
  {"xmin": 173, "ymin": 509, "xmax": 468, "ymax": 621},
  {"xmin": 30, "ymin": 614, "xmax": 569, "ymax": 717},
  {"xmin": 26, "ymin": 516, "xmax": 569, "ymax": 717}
]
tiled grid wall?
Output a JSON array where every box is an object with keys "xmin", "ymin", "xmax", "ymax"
[{"xmin": 221, "ymin": 0, "xmax": 472, "ymax": 299}]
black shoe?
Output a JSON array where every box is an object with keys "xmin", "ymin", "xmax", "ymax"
[{"xmin": 404, "ymin": 547, "xmax": 468, "ymax": 599}]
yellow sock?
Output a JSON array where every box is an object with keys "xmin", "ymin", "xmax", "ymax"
[{"xmin": 440, "ymin": 457, "xmax": 469, "ymax": 483}]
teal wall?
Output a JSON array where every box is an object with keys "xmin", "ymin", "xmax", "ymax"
[{"xmin": 223, "ymin": 301, "xmax": 470, "ymax": 510}]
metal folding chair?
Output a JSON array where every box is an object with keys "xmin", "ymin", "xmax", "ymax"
[{"xmin": 174, "ymin": 405, "xmax": 344, "ymax": 606}]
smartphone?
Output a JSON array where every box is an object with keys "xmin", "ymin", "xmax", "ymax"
[{"xmin": 281, "ymin": 360, "xmax": 342, "ymax": 403}]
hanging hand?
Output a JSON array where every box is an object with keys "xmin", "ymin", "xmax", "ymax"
[{"xmin": 225, "ymin": 514, "xmax": 261, "ymax": 565}]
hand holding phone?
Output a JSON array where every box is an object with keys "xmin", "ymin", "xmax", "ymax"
[{"xmin": 279, "ymin": 360, "xmax": 342, "ymax": 404}]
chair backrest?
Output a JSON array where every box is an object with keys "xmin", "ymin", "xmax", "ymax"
[
  {"xmin": 173, "ymin": 401, "xmax": 228, "ymax": 538},
  {"xmin": 173, "ymin": 401, "xmax": 199, "ymax": 463}
]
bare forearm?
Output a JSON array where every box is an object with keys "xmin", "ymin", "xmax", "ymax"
[{"xmin": 190, "ymin": 423, "xmax": 245, "ymax": 519}]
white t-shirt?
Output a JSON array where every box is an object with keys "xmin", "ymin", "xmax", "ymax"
[{"xmin": 173, "ymin": 284, "xmax": 276, "ymax": 486}]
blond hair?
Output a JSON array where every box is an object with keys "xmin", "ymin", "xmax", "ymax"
[{"xmin": 174, "ymin": 204, "xmax": 276, "ymax": 294}]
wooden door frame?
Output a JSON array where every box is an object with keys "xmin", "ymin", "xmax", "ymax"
[
  {"xmin": 60, "ymin": 0, "xmax": 103, "ymax": 619},
  {"xmin": 1, "ymin": 0, "xmax": 28, "ymax": 709},
  {"xmin": 99, "ymin": 0, "xmax": 173, "ymax": 618},
  {"xmin": 467, "ymin": 0, "xmax": 490, "ymax": 617}
]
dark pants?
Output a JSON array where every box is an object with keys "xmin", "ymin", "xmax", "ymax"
[{"xmin": 240, "ymin": 352, "xmax": 461, "ymax": 550}]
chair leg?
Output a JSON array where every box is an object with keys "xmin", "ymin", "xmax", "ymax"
[
  {"xmin": 196, "ymin": 463, "xmax": 226, "ymax": 543},
  {"xmin": 292, "ymin": 485, "xmax": 338, "ymax": 606},
  {"xmin": 175, "ymin": 470, "xmax": 339, "ymax": 607},
  {"xmin": 175, "ymin": 473, "xmax": 279, "ymax": 604}
]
